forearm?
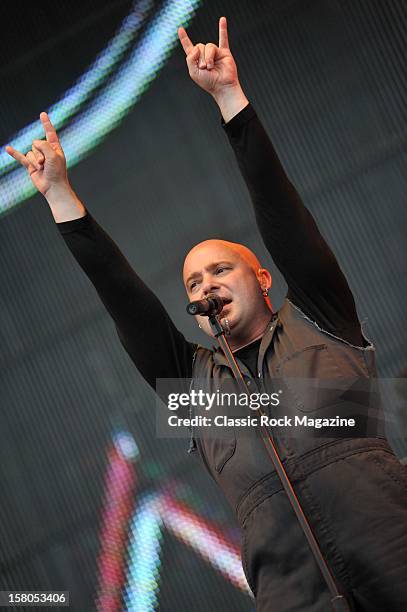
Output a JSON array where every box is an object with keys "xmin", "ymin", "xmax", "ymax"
[
  {"xmin": 223, "ymin": 103, "xmax": 308, "ymax": 260},
  {"xmin": 223, "ymin": 104, "xmax": 361, "ymax": 334},
  {"xmin": 58, "ymin": 212, "xmax": 194, "ymax": 385}
]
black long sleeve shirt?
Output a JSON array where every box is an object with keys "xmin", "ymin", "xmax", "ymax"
[{"xmin": 57, "ymin": 103, "xmax": 363, "ymax": 388}]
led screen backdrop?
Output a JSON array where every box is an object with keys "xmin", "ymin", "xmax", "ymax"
[{"xmin": 0, "ymin": 1, "xmax": 406, "ymax": 610}]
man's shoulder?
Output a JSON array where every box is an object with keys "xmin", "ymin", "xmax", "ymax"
[
  {"xmin": 192, "ymin": 343, "xmax": 219, "ymax": 370},
  {"xmin": 195, "ymin": 343, "xmax": 216, "ymax": 358}
]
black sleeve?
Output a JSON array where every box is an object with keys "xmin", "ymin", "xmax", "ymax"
[
  {"xmin": 57, "ymin": 211, "xmax": 195, "ymax": 388},
  {"xmin": 223, "ymin": 104, "xmax": 364, "ymax": 345}
]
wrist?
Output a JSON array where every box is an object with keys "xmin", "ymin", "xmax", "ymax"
[
  {"xmin": 45, "ymin": 181, "xmax": 73, "ymax": 203},
  {"xmin": 212, "ymin": 84, "xmax": 249, "ymax": 123},
  {"xmin": 45, "ymin": 182, "xmax": 86, "ymax": 223}
]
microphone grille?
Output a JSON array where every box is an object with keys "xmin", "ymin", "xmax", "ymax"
[
  {"xmin": 207, "ymin": 293, "xmax": 224, "ymax": 312},
  {"xmin": 186, "ymin": 303, "xmax": 199, "ymax": 315}
]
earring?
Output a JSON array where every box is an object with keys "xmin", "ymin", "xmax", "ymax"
[{"xmin": 262, "ymin": 287, "xmax": 269, "ymax": 297}]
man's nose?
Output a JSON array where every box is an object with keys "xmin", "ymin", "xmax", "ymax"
[{"xmin": 201, "ymin": 275, "xmax": 220, "ymax": 297}]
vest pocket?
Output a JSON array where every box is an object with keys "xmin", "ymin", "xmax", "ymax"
[
  {"xmin": 275, "ymin": 344, "xmax": 345, "ymax": 414},
  {"xmin": 190, "ymin": 376, "xmax": 238, "ymax": 474},
  {"xmin": 209, "ymin": 433, "xmax": 237, "ymax": 473}
]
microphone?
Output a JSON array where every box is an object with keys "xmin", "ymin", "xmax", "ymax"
[{"xmin": 186, "ymin": 294, "xmax": 224, "ymax": 316}]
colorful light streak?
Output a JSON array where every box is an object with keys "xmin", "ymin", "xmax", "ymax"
[
  {"xmin": 96, "ymin": 424, "xmax": 251, "ymax": 610},
  {"xmin": 160, "ymin": 494, "xmax": 251, "ymax": 594},
  {"xmin": 0, "ymin": 0, "xmax": 152, "ymax": 178},
  {"xmin": 123, "ymin": 493, "xmax": 164, "ymax": 612},
  {"xmin": 122, "ymin": 491, "xmax": 252, "ymax": 611},
  {"xmin": 95, "ymin": 433, "xmax": 139, "ymax": 612},
  {"xmin": 1, "ymin": 0, "xmax": 201, "ymax": 215}
]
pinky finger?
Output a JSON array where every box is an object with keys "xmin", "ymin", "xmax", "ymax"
[{"xmin": 5, "ymin": 145, "xmax": 30, "ymax": 169}]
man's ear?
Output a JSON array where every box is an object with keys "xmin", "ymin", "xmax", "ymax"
[{"xmin": 256, "ymin": 267, "xmax": 272, "ymax": 292}]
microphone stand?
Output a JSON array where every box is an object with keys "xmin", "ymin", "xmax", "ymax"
[{"xmin": 207, "ymin": 313, "xmax": 351, "ymax": 612}]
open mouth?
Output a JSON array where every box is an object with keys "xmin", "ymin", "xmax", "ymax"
[
  {"xmin": 221, "ymin": 298, "xmax": 232, "ymax": 305},
  {"xmin": 220, "ymin": 299, "xmax": 232, "ymax": 313}
]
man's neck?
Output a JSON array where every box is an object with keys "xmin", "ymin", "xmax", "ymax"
[
  {"xmin": 232, "ymin": 331, "xmax": 264, "ymax": 353},
  {"xmin": 230, "ymin": 316, "xmax": 273, "ymax": 353}
]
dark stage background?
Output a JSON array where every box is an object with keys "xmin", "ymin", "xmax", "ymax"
[{"xmin": 0, "ymin": 1, "xmax": 406, "ymax": 610}]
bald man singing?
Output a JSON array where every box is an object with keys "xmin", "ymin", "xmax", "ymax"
[{"xmin": 7, "ymin": 16, "xmax": 407, "ymax": 612}]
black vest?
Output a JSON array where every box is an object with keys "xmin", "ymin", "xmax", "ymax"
[{"xmin": 189, "ymin": 299, "xmax": 384, "ymax": 520}]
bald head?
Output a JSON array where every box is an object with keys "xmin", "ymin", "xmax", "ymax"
[{"xmin": 183, "ymin": 239, "xmax": 262, "ymax": 282}]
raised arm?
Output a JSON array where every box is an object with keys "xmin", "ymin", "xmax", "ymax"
[
  {"xmin": 6, "ymin": 115, "xmax": 195, "ymax": 388},
  {"xmin": 178, "ymin": 17, "xmax": 363, "ymax": 344}
]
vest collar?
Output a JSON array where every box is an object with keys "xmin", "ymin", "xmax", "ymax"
[{"xmin": 212, "ymin": 312, "xmax": 280, "ymax": 373}]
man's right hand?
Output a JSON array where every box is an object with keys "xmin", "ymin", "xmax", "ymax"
[
  {"xmin": 5, "ymin": 113, "xmax": 85, "ymax": 222},
  {"xmin": 6, "ymin": 112, "xmax": 69, "ymax": 198}
]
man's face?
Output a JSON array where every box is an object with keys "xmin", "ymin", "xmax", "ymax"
[{"xmin": 183, "ymin": 241, "xmax": 270, "ymax": 341}]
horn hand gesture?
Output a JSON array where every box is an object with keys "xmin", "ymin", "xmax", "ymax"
[
  {"xmin": 178, "ymin": 16, "xmax": 238, "ymax": 97},
  {"xmin": 6, "ymin": 112, "xmax": 68, "ymax": 198}
]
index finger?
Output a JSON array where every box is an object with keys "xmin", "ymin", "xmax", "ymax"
[
  {"xmin": 219, "ymin": 16, "xmax": 229, "ymax": 49},
  {"xmin": 40, "ymin": 112, "xmax": 60, "ymax": 148},
  {"xmin": 5, "ymin": 145, "xmax": 30, "ymax": 169},
  {"xmin": 178, "ymin": 27, "xmax": 194, "ymax": 55}
]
